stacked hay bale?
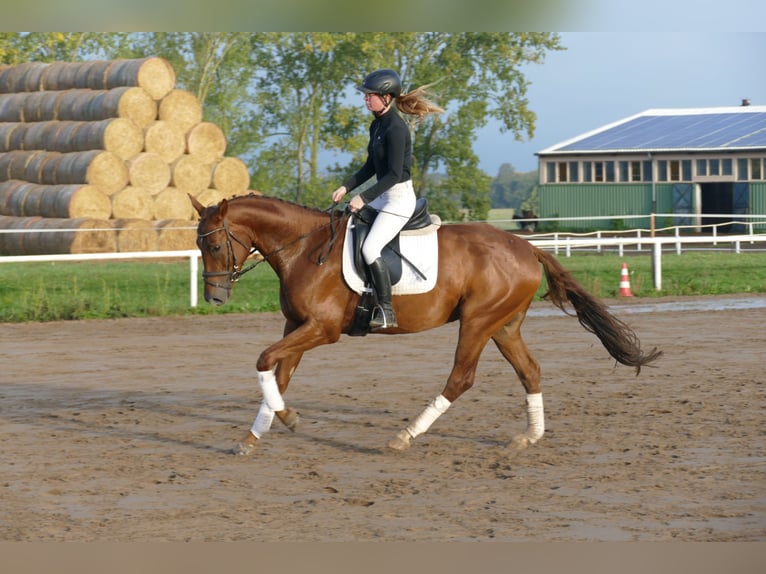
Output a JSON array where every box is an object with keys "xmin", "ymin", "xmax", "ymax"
[{"xmin": 0, "ymin": 57, "xmax": 252, "ymax": 255}]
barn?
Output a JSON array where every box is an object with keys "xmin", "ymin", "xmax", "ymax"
[{"xmin": 535, "ymin": 103, "xmax": 766, "ymax": 232}]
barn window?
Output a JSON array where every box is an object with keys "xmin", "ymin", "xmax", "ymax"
[
  {"xmin": 709, "ymin": 159, "xmax": 720, "ymax": 176},
  {"xmin": 752, "ymin": 158, "xmax": 763, "ymax": 180},
  {"xmin": 682, "ymin": 160, "xmax": 692, "ymax": 181},
  {"xmin": 605, "ymin": 161, "xmax": 615, "ymax": 182},
  {"xmin": 697, "ymin": 159, "xmax": 707, "ymax": 176},
  {"xmin": 594, "ymin": 162, "xmax": 604, "ymax": 182},
  {"xmin": 619, "ymin": 161, "xmax": 629, "ymax": 182},
  {"xmin": 631, "ymin": 161, "xmax": 642, "ymax": 182},
  {"xmin": 722, "ymin": 159, "xmax": 733, "ymax": 176},
  {"xmin": 583, "ymin": 162, "xmax": 592, "ymax": 182},
  {"xmin": 569, "ymin": 162, "xmax": 579, "ymax": 182},
  {"xmin": 557, "ymin": 161, "xmax": 568, "ymax": 182},
  {"xmin": 669, "ymin": 160, "xmax": 681, "ymax": 181},
  {"xmin": 546, "ymin": 161, "xmax": 556, "ymax": 183},
  {"xmin": 643, "ymin": 161, "xmax": 652, "ymax": 181},
  {"xmin": 657, "ymin": 160, "xmax": 667, "ymax": 181},
  {"xmin": 737, "ymin": 158, "xmax": 749, "ymax": 180}
]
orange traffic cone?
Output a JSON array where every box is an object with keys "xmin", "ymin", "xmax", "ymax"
[{"xmin": 619, "ymin": 262, "xmax": 634, "ymax": 297}]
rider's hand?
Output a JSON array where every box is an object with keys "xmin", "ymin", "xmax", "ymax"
[
  {"xmin": 348, "ymin": 195, "xmax": 364, "ymax": 213},
  {"xmin": 332, "ymin": 186, "xmax": 347, "ymax": 204}
]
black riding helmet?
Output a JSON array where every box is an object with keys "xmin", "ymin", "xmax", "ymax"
[{"xmin": 357, "ymin": 69, "xmax": 402, "ymax": 97}]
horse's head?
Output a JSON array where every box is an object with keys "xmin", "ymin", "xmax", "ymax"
[{"xmin": 192, "ymin": 196, "xmax": 253, "ymax": 306}]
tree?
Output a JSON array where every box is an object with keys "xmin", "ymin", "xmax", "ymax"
[{"xmin": 490, "ymin": 163, "xmax": 539, "ymax": 209}]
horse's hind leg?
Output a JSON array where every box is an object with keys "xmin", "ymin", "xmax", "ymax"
[{"xmin": 491, "ymin": 312, "xmax": 545, "ymax": 449}]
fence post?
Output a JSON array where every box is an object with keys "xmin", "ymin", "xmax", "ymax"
[
  {"xmin": 190, "ymin": 254, "xmax": 198, "ymax": 308},
  {"xmin": 653, "ymin": 241, "xmax": 662, "ymax": 291},
  {"xmin": 675, "ymin": 227, "xmax": 681, "ymax": 255}
]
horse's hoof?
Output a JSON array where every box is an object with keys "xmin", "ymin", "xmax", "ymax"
[
  {"xmin": 277, "ymin": 408, "xmax": 299, "ymax": 432},
  {"xmin": 232, "ymin": 434, "xmax": 258, "ymax": 455},
  {"xmin": 388, "ymin": 430, "xmax": 412, "ymax": 451},
  {"xmin": 509, "ymin": 434, "xmax": 539, "ymax": 450}
]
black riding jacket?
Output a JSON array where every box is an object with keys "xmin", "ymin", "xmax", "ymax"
[{"xmin": 342, "ymin": 106, "xmax": 412, "ymax": 204}]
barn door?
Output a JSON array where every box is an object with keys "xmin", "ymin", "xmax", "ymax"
[
  {"xmin": 732, "ymin": 183, "xmax": 750, "ymax": 233},
  {"xmin": 672, "ymin": 183, "xmax": 693, "ymax": 227}
]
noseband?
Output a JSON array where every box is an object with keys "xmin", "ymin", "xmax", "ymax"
[{"xmin": 197, "ymin": 218, "xmax": 259, "ymax": 291}]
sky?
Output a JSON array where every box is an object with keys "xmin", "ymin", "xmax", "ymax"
[{"xmin": 476, "ymin": 31, "xmax": 766, "ymax": 175}]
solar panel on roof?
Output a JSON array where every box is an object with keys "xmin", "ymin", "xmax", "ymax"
[{"xmin": 549, "ymin": 108, "xmax": 766, "ymax": 153}]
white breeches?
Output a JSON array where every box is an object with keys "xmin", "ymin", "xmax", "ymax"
[{"xmin": 362, "ymin": 180, "xmax": 416, "ymax": 264}]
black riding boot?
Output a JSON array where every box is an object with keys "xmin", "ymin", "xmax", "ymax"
[{"xmin": 368, "ymin": 257, "xmax": 397, "ymax": 329}]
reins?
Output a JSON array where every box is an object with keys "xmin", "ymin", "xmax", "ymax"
[{"xmin": 198, "ymin": 206, "xmax": 347, "ymax": 289}]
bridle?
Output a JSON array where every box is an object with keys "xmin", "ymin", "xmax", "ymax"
[
  {"xmin": 197, "ymin": 207, "xmax": 347, "ymax": 292},
  {"xmin": 197, "ymin": 218, "xmax": 259, "ymax": 292}
]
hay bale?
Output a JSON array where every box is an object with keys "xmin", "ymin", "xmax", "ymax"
[
  {"xmin": 153, "ymin": 186, "xmax": 193, "ymax": 220},
  {"xmin": 0, "ymin": 123, "xmax": 24, "ymax": 152},
  {"xmin": 111, "ymin": 185, "xmax": 154, "ymax": 220},
  {"xmin": 170, "ymin": 154, "xmax": 211, "ymax": 195},
  {"xmin": 143, "ymin": 120, "xmax": 185, "ymax": 163},
  {"xmin": 0, "ymin": 181, "xmax": 109, "ymax": 218},
  {"xmin": 13, "ymin": 119, "xmax": 143, "ymax": 159},
  {"xmin": 55, "ymin": 87, "xmax": 157, "ymax": 128},
  {"xmin": 211, "ymin": 157, "xmax": 250, "ymax": 197},
  {"xmin": 0, "ymin": 62, "xmax": 48, "ymax": 92},
  {"xmin": 155, "ymin": 219, "xmax": 197, "ymax": 250},
  {"xmin": 158, "ymin": 89, "xmax": 203, "ymax": 134},
  {"xmin": 0, "ymin": 93, "xmax": 28, "ymax": 122},
  {"xmin": 35, "ymin": 150, "xmax": 127, "ymax": 195},
  {"xmin": 127, "ymin": 152, "xmax": 171, "ymax": 195},
  {"xmin": 186, "ymin": 122, "xmax": 226, "ymax": 163},
  {"xmin": 195, "ymin": 188, "xmax": 226, "ymax": 209},
  {"xmin": 112, "ymin": 218, "xmax": 159, "ymax": 252},
  {"xmin": 0, "ymin": 215, "xmax": 115, "ymax": 255},
  {"xmin": 105, "ymin": 57, "xmax": 176, "ymax": 100}
]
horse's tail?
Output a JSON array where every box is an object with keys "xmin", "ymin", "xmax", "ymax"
[{"xmin": 532, "ymin": 246, "xmax": 662, "ymax": 374}]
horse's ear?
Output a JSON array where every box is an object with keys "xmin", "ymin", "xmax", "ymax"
[
  {"xmin": 189, "ymin": 194, "xmax": 205, "ymax": 218},
  {"xmin": 218, "ymin": 198, "xmax": 228, "ymax": 218}
]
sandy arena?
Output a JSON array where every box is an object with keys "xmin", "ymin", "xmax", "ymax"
[{"xmin": 1, "ymin": 294, "xmax": 764, "ymax": 542}]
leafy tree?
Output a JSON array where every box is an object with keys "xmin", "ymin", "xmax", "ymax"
[{"xmin": 490, "ymin": 163, "xmax": 539, "ymax": 209}]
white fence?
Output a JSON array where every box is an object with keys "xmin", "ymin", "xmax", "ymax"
[{"xmin": 1, "ymin": 214, "xmax": 765, "ymax": 306}]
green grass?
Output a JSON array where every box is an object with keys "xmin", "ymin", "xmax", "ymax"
[{"xmin": 1, "ymin": 251, "xmax": 765, "ymax": 322}]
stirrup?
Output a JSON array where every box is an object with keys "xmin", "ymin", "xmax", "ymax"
[{"xmin": 370, "ymin": 304, "xmax": 397, "ymax": 329}]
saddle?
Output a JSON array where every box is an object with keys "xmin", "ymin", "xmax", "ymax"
[
  {"xmin": 350, "ymin": 196, "xmax": 434, "ymax": 285},
  {"xmin": 348, "ymin": 197, "xmax": 436, "ymax": 337}
]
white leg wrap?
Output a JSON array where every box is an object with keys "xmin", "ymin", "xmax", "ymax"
[
  {"xmin": 406, "ymin": 394, "xmax": 452, "ymax": 439},
  {"xmin": 258, "ymin": 369, "xmax": 285, "ymax": 412},
  {"xmin": 525, "ymin": 392, "xmax": 545, "ymax": 441},
  {"xmin": 250, "ymin": 402, "xmax": 275, "ymax": 439}
]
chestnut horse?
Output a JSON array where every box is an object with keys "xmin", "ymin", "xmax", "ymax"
[{"xmin": 191, "ymin": 194, "xmax": 661, "ymax": 455}]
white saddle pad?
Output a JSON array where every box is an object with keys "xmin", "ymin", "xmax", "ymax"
[{"xmin": 341, "ymin": 217, "xmax": 439, "ymax": 295}]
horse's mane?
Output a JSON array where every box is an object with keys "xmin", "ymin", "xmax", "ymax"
[{"xmin": 225, "ymin": 192, "xmax": 331, "ymax": 217}]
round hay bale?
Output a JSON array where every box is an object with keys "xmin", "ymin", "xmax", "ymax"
[
  {"xmin": 143, "ymin": 120, "xmax": 185, "ymax": 163},
  {"xmin": 170, "ymin": 154, "xmax": 211, "ymax": 195},
  {"xmin": 155, "ymin": 219, "xmax": 197, "ymax": 250},
  {"xmin": 0, "ymin": 180, "xmax": 27, "ymax": 215},
  {"xmin": 186, "ymin": 122, "xmax": 226, "ymax": 163},
  {"xmin": 38, "ymin": 62, "xmax": 77, "ymax": 91},
  {"xmin": 112, "ymin": 218, "xmax": 159, "ymax": 252},
  {"xmin": 50, "ymin": 122, "xmax": 87, "ymax": 150},
  {"xmin": 0, "ymin": 62, "xmax": 48, "ymax": 92},
  {"xmin": 26, "ymin": 217, "xmax": 116, "ymax": 254},
  {"xmin": 40, "ymin": 184, "xmax": 112, "ymax": 219},
  {"xmin": 102, "ymin": 86, "xmax": 158, "ymax": 128},
  {"xmin": 5, "ymin": 150, "xmax": 48, "ymax": 180},
  {"xmin": 211, "ymin": 157, "xmax": 250, "ymax": 197},
  {"xmin": 20, "ymin": 91, "xmax": 52, "ymax": 122},
  {"xmin": 22, "ymin": 151, "xmax": 56, "ymax": 182},
  {"xmin": 111, "ymin": 185, "xmax": 154, "ymax": 220},
  {"xmin": 153, "ymin": 186, "xmax": 193, "ymax": 220},
  {"xmin": 0, "ymin": 215, "xmax": 43, "ymax": 255},
  {"xmin": 158, "ymin": 89, "xmax": 203, "ymax": 134},
  {"xmin": 5, "ymin": 182, "xmax": 46, "ymax": 216},
  {"xmin": 0, "ymin": 123, "xmax": 24, "ymax": 152},
  {"xmin": 45, "ymin": 150, "xmax": 128, "ymax": 195},
  {"xmin": 195, "ymin": 188, "xmax": 226, "ymax": 209},
  {"xmin": 105, "ymin": 57, "xmax": 176, "ymax": 100},
  {"xmin": 84, "ymin": 60, "xmax": 113, "ymax": 89},
  {"xmin": 127, "ymin": 152, "xmax": 171, "ymax": 195},
  {"xmin": 0, "ymin": 93, "xmax": 27, "ymax": 122},
  {"xmin": 77, "ymin": 118, "xmax": 144, "ymax": 159},
  {"xmin": 54, "ymin": 89, "xmax": 100, "ymax": 121}
]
